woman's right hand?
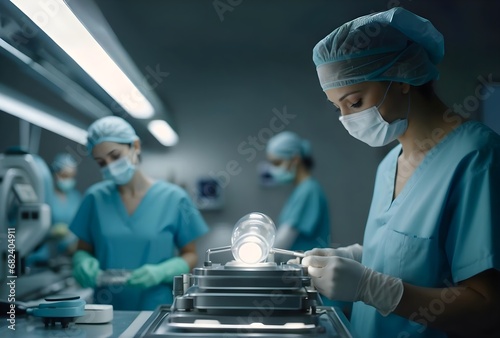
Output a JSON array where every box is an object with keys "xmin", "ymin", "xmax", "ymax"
[{"xmin": 72, "ymin": 250, "xmax": 101, "ymax": 288}]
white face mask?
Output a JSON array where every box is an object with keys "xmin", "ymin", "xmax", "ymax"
[
  {"xmin": 338, "ymin": 82, "xmax": 409, "ymax": 147},
  {"xmin": 269, "ymin": 162, "xmax": 296, "ymax": 184}
]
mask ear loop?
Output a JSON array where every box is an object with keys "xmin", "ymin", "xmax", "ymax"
[
  {"xmin": 129, "ymin": 142, "xmax": 141, "ymax": 166},
  {"xmin": 376, "ymin": 81, "xmax": 393, "ymax": 109}
]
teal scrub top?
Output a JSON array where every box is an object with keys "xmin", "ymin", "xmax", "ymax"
[
  {"xmin": 351, "ymin": 121, "xmax": 500, "ymax": 338},
  {"xmin": 51, "ymin": 189, "xmax": 82, "ymax": 225},
  {"xmin": 70, "ymin": 180, "xmax": 209, "ymax": 311},
  {"xmin": 51, "ymin": 189, "xmax": 82, "ymax": 253},
  {"xmin": 278, "ymin": 177, "xmax": 338, "ymax": 308},
  {"xmin": 278, "ymin": 177, "xmax": 331, "ymax": 252},
  {"xmin": 26, "ymin": 188, "xmax": 82, "ymax": 265}
]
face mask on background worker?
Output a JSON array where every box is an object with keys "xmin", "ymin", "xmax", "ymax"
[
  {"xmin": 100, "ymin": 148, "xmax": 137, "ymax": 185},
  {"xmin": 269, "ymin": 161, "xmax": 296, "ymax": 184}
]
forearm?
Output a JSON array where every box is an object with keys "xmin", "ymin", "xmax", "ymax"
[
  {"xmin": 180, "ymin": 251, "xmax": 197, "ymax": 270},
  {"xmin": 179, "ymin": 241, "xmax": 198, "ymax": 270},
  {"xmin": 75, "ymin": 239, "xmax": 94, "ymax": 255},
  {"xmin": 394, "ymin": 282, "xmax": 500, "ymax": 336}
]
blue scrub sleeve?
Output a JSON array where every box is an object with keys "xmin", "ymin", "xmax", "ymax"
[
  {"xmin": 69, "ymin": 193, "xmax": 95, "ymax": 245},
  {"xmin": 445, "ymin": 151, "xmax": 500, "ymax": 283},
  {"xmin": 282, "ymin": 187, "xmax": 321, "ymax": 237},
  {"xmin": 174, "ymin": 194, "xmax": 209, "ymax": 249}
]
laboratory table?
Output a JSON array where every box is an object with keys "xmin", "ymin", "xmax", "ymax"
[{"xmin": 0, "ymin": 310, "xmax": 152, "ymax": 338}]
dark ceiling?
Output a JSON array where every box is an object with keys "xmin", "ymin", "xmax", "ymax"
[
  {"xmin": 1, "ymin": 0, "xmax": 499, "ymax": 149},
  {"xmin": 93, "ymin": 0, "xmax": 500, "ymax": 112}
]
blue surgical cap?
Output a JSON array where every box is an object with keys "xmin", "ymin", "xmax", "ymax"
[
  {"xmin": 51, "ymin": 153, "xmax": 77, "ymax": 173},
  {"xmin": 266, "ymin": 131, "xmax": 311, "ymax": 160},
  {"xmin": 87, "ymin": 116, "xmax": 139, "ymax": 153},
  {"xmin": 313, "ymin": 7, "xmax": 444, "ymax": 90}
]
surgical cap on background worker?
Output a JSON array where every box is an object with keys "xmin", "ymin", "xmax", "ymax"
[
  {"xmin": 27, "ymin": 153, "xmax": 81, "ymax": 266},
  {"xmin": 267, "ymin": 131, "xmax": 311, "ymax": 165},
  {"xmin": 70, "ymin": 116, "xmax": 209, "ymax": 310},
  {"xmin": 302, "ymin": 7, "xmax": 500, "ymax": 338},
  {"xmin": 86, "ymin": 116, "xmax": 139, "ymax": 154}
]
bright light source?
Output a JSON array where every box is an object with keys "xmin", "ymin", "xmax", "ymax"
[
  {"xmin": 0, "ymin": 91, "xmax": 88, "ymax": 145},
  {"xmin": 283, "ymin": 322, "xmax": 308, "ymax": 328},
  {"xmin": 148, "ymin": 119, "xmax": 178, "ymax": 146},
  {"xmin": 0, "ymin": 37, "xmax": 32, "ymax": 64},
  {"xmin": 238, "ymin": 241, "xmax": 264, "ymax": 264},
  {"xmin": 231, "ymin": 212, "xmax": 276, "ymax": 264},
  {"xmin": 11, "ymin": 0, "xmax": 155, "ymax": 119}
]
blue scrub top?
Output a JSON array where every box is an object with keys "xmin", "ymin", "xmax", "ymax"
[
  {"xmin": 278, "ymin": 177, "xmax": 339, "ymax": 308},
  {"xmin": 51, "ymin": 189, "xmax": 82, "ymax": 225},
  {"xmin": 51, "ymin": 189, "xmax": 81, "ymax": 253},
  {"xmin": 26, "ymin": 188, "xmax": 82, "ymax": 265},
  {"xmin": 70, "ymin": 180, "xmax": 209, "ymax": 311},
  {"xmin": 351, "ymin": 121, "xmax": 500, "ymax": 338},
  {"xmin": 278, "ymin": 177, "xmax": 331, "ymax": 251}
]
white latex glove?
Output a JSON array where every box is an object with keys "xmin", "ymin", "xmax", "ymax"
[
  {"xmin": 302, "ymin": 255, "xmax": 404, "ymax": 316},
  {"xmin": 304, "ymin": 244, "xmax": 363, "ymax": 263}
]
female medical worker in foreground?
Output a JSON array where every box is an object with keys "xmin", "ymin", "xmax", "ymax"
[
  {"xmin": 70, "ymin": 116, "xmax": 209, "ymax": 310},
  {"xmin": 302, "ymin": 7, "xmax": 500, "ymax": 338},
  {"xmin": 266, "ymin": 131, "xmax": 331, "ymax": 253}
]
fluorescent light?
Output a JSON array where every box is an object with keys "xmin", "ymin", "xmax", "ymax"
[
  {"xmin": 10, "ymin": 0, "xmax": 154, "ymax": 119},
  {"xmin": 148, "ymin": 120, "xmax": 179, "ymax": 146},
  {"xmin": 0, "ymin": 37, "xmax": 32, "ymax": 64},
  {"xmin": 0, "ymin": 91, "xmax": 88, "ymax": 145}
]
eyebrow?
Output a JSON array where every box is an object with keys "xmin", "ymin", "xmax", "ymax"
[{"xmin": 339, "ymin": 90, "xmax": 362, "ymax": 102}]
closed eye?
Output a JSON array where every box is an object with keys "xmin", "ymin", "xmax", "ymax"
[{"xmin": 351, "ymin": 100, "xmax": 362, "ymax": 108}]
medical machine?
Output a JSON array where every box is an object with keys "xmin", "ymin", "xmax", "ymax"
[
  {"xmin": 26, "ymin": 295, "xmax": 86, "ymax": 328},
  {"xmin": 0, "ymin": 149, "xmax": 52, "ymax": 299},
  {"xmin": 135, "ymin": 212, "xmax": 354, "ymax": 337}
]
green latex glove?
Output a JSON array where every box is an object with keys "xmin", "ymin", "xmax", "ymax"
[
  {"xmin": 127, "ymin": 257, "xmax": 189, "ymax": 289},
  {"xmin": 72, "ymin": 250, "xmax": 101, "ymax": 288},
  {"xmin": 50, "ymin": 222, "xmax": 69, "ymax": 238}
]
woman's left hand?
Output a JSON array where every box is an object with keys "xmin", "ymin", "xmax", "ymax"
[{"xmin": 127, "ymin": 257, "xmax": 190, "ymax": 288}]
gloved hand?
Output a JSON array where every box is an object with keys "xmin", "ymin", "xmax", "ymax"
[
  {"xmin": 50, "ymin": 222, "xmax": 70, "ymax": 238},
  {"xmin": 72, "ymin": 250, "xmax": 101, "ymax": 288},
  {"xmin": 127, "ymin": 257, "xmax": 189, "ymax": 289},
  {"xmin": 305, "ymin": 243, "xmax": 363, "ymax": 263},
  {"xmin": 302, "ymin": 255, "xmax": 403, "ymax": 316}
]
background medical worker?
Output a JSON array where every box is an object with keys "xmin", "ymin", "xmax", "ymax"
[
  {"xmin": 27, "ymin": 153, "xmax": 81, "ymax": 266},
  {"xmin": 266, "ymin": 131, "xmax": 331, "ymax": 253},
  {"xmin": 266, "ymin": 131, "xmax": 345, "ymax": 311},
  {"xmin": 70, "ymin": 116, "xmax": 209, "ymax": 311},
  {"xmin": 49, "ymin": 153, "xmax": 81, "ymax": 254},
  {"xmin": 302, "ymin": 7, "xmax": 500, "ymax": 338}
]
